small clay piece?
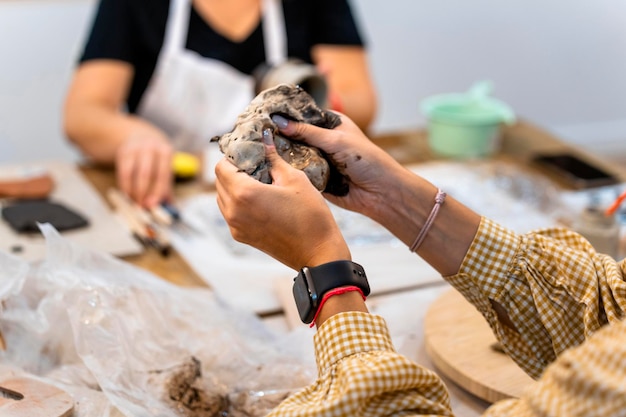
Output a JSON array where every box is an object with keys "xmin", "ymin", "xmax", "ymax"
[
  {"xmin": 150, "ymin": 356, "xmax": 228, "ymax": 417},
  {"xmin": 0, "ymin": 173, "xmax": 54, "ymax": 200},
  {"xmin": 212, "ymin": 84, "xmax": 349, "ymax": 196},
  {"xmin": 149, "ymin": 356, "xmax": 297, "ymax": 417}
]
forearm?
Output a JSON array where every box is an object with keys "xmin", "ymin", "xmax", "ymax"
[
  {"xmin": 64, "ymin": 104, "xmax": 167, "ymax": 164},
  {"xmin": 312, "ymin": 46, "xmax": 377, "ymax": 132},
  {"xmin": 335, "ymin": 88, "xmax": 377, "ymax": 133},
  {"xmin": 366, "ymin": 166, "xmax": 481, "ymax": 276}
]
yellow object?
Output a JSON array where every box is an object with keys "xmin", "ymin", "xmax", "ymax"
[{"xmin": 172, "ymin": 152, "xmax": 200, "ymax": 179}]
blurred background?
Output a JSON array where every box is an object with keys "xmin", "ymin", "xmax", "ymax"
[{"xmin": 1, "ymin": 0, "xmax": 625, "ymax": 163}]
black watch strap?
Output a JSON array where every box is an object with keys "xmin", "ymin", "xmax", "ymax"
[
  {"xmin": 303, "ymin": 260, "xmax": 371, "ymax": 300},
  {"xmin": 293, "ymin": 260, "xmax": 371, "ymax": 324}
]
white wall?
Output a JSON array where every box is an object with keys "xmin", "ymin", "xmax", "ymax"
[
  {"xmin": 353, "ymin": 0, "xmax": 626, "ymax": 157},
  {"xmin": 0, "ymin": 0, "xmax": 625, "ymax": 163},
  {"xmin": 0, "ymin": 0, "xmax": 94, "ymax": 163}
]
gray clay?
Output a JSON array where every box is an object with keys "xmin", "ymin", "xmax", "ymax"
[{"xmin": 212, "ymin": 84, "xmax": 348, "ymax": 195}]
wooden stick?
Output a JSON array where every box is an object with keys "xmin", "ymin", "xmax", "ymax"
[{"xmin": 106, "ymin": 189, "xmax": 170, "ymax": 255}]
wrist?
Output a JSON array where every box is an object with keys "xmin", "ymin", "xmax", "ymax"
[
  {"xmin": 292, "ymin": 260, "xmax": 370, "ymax": 325},
  {"xmin": 367, "ymin": 169, "xmax": 435, "ymax": 243},
  {"xmin": 302, "ymin": 237, "xmax": 351, "ymax": 268},
  {"xmin": 313, "ymin": 287, "xmax": 368, "ymax": 327},
  {"xmin": 369, "ymin": 170, "xmax": 481, "ymax": 275}
]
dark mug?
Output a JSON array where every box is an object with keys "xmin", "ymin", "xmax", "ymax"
[{"xmin": 253, "ymin": 59, "xmax": 328, "ymax": 108}]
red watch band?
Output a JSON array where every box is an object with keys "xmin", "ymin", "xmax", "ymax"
[{"xmin": 309, "ymin": 285, "xmax": 366, "ymax": 327}]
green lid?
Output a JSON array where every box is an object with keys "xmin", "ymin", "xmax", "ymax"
[{"xmin": 421, "ymin": 81, "xmax": 515, "ymax": 125}]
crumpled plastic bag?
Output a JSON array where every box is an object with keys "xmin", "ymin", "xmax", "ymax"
[{"xmin": 0, "ymin": 224, "xmax": 315, "ymax": 417}]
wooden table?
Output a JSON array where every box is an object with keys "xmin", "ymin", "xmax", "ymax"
[
  {"xmin": 79, "ymin": 165, "xmax": 208, "ymax": 288},
  {"xmin": 81, "ymin": 119, "xmax": 626, "ymax": 288}
]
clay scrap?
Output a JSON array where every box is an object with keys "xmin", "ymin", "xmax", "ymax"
[{"xmin": 150, "ymin": 356, "xmax": 292, "ymax": 417}]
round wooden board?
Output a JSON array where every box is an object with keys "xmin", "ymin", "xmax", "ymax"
[
  {"xmin": 0, "ymin": 377, "xmax": 74, "ymax": 417},
  {"xmin": 424, "ymin": 288, "xmax": 534, "ymax": 404}
]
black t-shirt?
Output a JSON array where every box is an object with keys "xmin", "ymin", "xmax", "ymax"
[{"xmin": 80, "ymin": 0, "xmax": 366, "ymax": 113}]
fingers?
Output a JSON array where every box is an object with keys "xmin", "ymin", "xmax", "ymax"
[
  {"xmin": 270, "ymin": 114, "xmax": 334, "ymax": 149},
  {"xmin": 117, "ymin": 150, "xmax": 134, "ymax": 200},
  {"xmin": 215, "ymin": 155, "xmax": 269, "ymax": 247},
  {"xmin": 270, "ymin": 112, "xmax": 364, "ymax": 154},
  {"xmin": 214, "ymin": 155, "xmax": 248, "ymax": 205},
  {"xmin": 144, "ymin": 146, "xmax": 173, "ymax": 207},
  {"xmin": 262, "ymin": 128, "xmax": 297, "ymax": 182},
  {"xmin": 214, "ymin": 130, "xmax": 351, "ymax": 270},
  {"xmin": 116, "ymin": 136, "xmax": 173, "ymax": 208}
]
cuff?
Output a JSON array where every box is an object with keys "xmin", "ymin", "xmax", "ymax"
[
  {"xmin": 446, "ymin": 217, "xmax": 520, "ymax": 309},
  {"xmin": 313, "ymin": 312, "xmax": 395, "ymax": 376}
]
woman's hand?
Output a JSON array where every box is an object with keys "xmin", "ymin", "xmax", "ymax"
[
  {"xmin": 270, "ymin": 114, "xmax": 410, "ymax": 221},
  {"xmin": 215, "ymin": 129, "xmax": 350, "ymax": 271},
  {"xmin": 64, "ymin": 60, "xmax": 175, "ymax": 208},
  {"xmin": 116, "ymin": 134, "xmax": 173, "ymax": 208}
]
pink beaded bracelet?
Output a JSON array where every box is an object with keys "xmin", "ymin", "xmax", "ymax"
[{"xmin": 409, "ymin": 188, "xmax": 447, "ymax": 252}]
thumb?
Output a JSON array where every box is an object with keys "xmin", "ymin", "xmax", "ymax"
[
  {"xmin": 262, "ymin": 128, "xmax": 294, "ymax": 182},
  {"xmin": 270, "ymin": 114, "xmax": 335, "ymax": 151}
]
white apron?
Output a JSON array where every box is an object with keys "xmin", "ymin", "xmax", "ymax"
[{"xmin": 137, "ymin": 0, "xmax": 287, "ymax": 153}]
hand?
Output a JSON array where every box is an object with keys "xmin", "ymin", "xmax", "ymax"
[
  {"xmin": 272, "ymin": 114, "xmax": 481, "ymax": 278},
  {"xmin": 215, "ymin": 129, "xmax": 350, "ymax": 271},
  {"xmin": 270, "ymin": 114, "xmax": 409, "ymax": 220},
  {"xmin": 115, "ymin": 134, "xmax": 173, "ymax": 208}
]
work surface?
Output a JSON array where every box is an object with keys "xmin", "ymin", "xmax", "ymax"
[
  {"xmin": 81, "ymin": 120, "xmax": 626, "ymax": 414},
  {"xmin": 83, "ymin": 121, "xmax": 626, "ymax": 413},
  {"xmin": 82, "ymin": 119, "xmax": 626, "ymax": 284},
  {"xmin": 4, "ymin": 120, "xmax": 625, "ymax": 416}
]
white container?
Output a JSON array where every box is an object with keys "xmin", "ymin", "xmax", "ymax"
[
  {"xmin": 420, "ymin": 81, "xmax": 515, "ymax": 158},
  {"xmin": 573, "ymin": 207, "xmax": 620, "ymax": 259}
]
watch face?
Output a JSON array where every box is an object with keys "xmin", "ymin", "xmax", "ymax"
[{"xmin": 293, "ymin": 274, "xmax": 314, "ymax": 323}]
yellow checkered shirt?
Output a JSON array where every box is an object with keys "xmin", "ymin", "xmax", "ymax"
[{"xmin": 269, "ymin": 217, "xmax": 626, "ymax": 416}]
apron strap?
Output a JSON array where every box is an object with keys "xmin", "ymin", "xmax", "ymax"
[
  {"xmin": 163, "ymin": 0, "xmax": 190, "ymax": 55},
  {"xmin": 262, "ymin": 0, "xmax": 287, "ymax": 66}
]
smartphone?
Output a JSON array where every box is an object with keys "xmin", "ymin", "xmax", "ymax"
[{"xmin": 531, "ymin": 153, "xmax": 620, "ymax": 189}]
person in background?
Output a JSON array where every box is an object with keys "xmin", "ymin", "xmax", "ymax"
[
  {"xmin": 214, "ymin": 113, "xmax": 626, "ymax": 416},
  {"xmin": 63, "ymin": 0, "xmax": 377, "ymax": 208}
]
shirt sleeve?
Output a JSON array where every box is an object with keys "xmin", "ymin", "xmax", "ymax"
[
  {"xmin": 268, "ymin": 312, "xmax": 453, "ymax": 417},
  {"xmin": 79, "ymin": 0, "xmax": 135, "ymax": 63},
  {"xmin": 446, "ymin": 217, "xmax": 626, "ymax": 379},
  {"xmin": 483, "ymin": 316, "xmax": 626, "ymax": 415},
  {"xmin": 269, "ymin": 219, "xmax": 626, "ymax": 417},
  {"xmin": 310, "ymin": 0, "xmax": 366, "ymax": 46}
]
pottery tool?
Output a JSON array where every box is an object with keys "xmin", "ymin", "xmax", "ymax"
[
  {"xmin": 605, "ymin": 189, "xmax": 626, "ymax": 216},
  {"xmin": 159, "ymin": 201, "xmax": 199, "ymax": 236},
  {"xmin": 106, "ymin": 188, "xmax": 171, "ymax": 256}
]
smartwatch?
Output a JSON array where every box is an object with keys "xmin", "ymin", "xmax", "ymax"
[{"xmin": 292, "ymin": 260, "xmax": 370, "ymax": 324}]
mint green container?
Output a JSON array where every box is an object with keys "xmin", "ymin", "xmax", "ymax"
[{"xmin": 421, "ymin": 81, "xmax": 515, "ymax": 158}]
